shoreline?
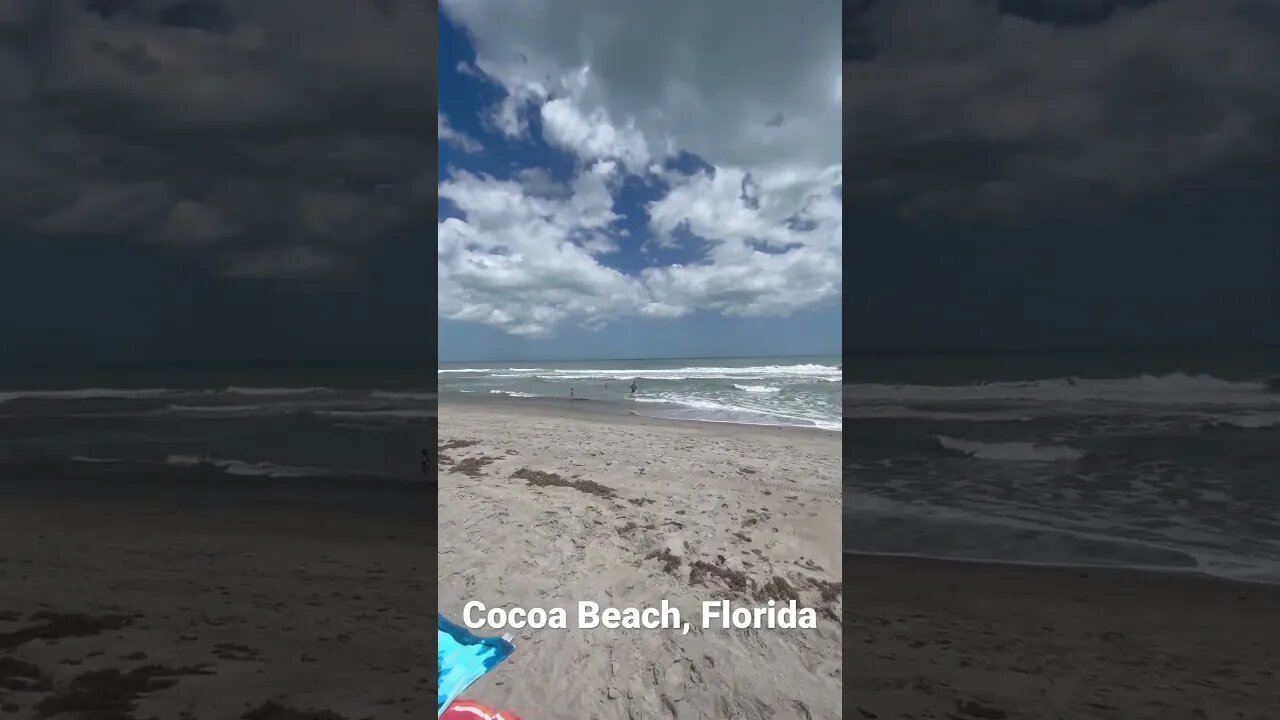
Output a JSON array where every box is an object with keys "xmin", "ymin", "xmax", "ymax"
[
  {"xmin": 842, "ymin": 548, "xmax": 1280, "ymax": 588},
  {"xmin": 440, "ymin": 394, "xmax": 841, "ymax": 436},
  {"xmin": 843, "ymin": 549, "xmax": 1280, "ymax": 588}
]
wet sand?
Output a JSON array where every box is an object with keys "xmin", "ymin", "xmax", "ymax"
[
  {"xmin": 0, "ymin": 466, "xmax": 432, "ymax": 719},
  {"xmin": 437, "ymin": 401, "xmax": 843, "ymax": 720},
  {"xmin": 844, "ymin": 553, "xmax": 1280, "ymax": 720}
]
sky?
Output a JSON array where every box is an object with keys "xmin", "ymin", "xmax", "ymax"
[
  {"xmin": 845, "ymin": 0, "xmax": 1280, "ymax": 353},
  {"xmin": 7, "ymin": 3, "xmax": 1267, "ymax": 367},
  {"xmin": 0, "ymin": 0, "xmax": 434, "ymax": 365},
  {"xmin": 437, "ymin": 1, "xmax": 842, "ymax": 362}
]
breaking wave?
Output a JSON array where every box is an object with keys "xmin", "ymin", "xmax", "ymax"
[
  {"xmin": 0, "ymin": 388, "xmax": 174, "ymax": 403},
  {"xmin": 635, "ymin": 394, "xmax": 840, "ymax": 431},
  {"xmin": 844, "ymin": 373, "xmax": 1276, "ymax": 407},
  {"xmin": 936, "ymin": 436, "xmax": 1085, "ymax": 462},
  {"xmin": 165, "ymin": 454, "xmax": 332, "ymax": 477},
  {"xmin": 733, "ymin": 384, "xmax": 781, "ymax": 393}
]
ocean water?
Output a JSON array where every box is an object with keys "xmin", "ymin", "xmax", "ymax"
[
  {"xmin": 843, "ymin": 349, "xmax": 1280, "ymax": 583},
  {"xmin": 438, "ymin": 356, "xmax": 842, "ymax": 431},
  {"xmin": 0, "ymin": 365, "xmax": 436, "ymax": 481}
]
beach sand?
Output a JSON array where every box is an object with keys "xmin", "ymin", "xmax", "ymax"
[
  {"xmin": 0, "ymin": 467, "xmax": 432, "ymax": 719},
  {"xmin": 844, "ymin": 554, "xmax": 1280, "ymax": 720},
  {"xmin": 437, "ymin": 401, "xmax": 843, "ymax": 720}
]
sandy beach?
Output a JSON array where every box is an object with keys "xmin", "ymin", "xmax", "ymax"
[
  {"xmin": 437, "ymin": 400, "xmax": 843, "ymax": 720},
  {"xmin": 844, "ymin": 554, "xmax": 1280, "ymax": 720},
  {"xmin": 0, "ymin": 467, "xmax": 432, "ymax": 719}
]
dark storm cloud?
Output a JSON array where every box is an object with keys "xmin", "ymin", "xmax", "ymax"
[
  {"xmin": 0, "ymin": 0, "xmax": 434, "ymax": 280},
  {"xmin": 997, "ymin": 0, "xmax": 1165, "ymax": 27},
  {"xmin": 845, "ymin": 0, "xmax": 1280, "ymax": 224}
]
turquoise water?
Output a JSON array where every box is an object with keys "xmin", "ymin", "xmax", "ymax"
[{"xmin": 438, "ymin": 356, "xmax": 842, "ymax": 431}]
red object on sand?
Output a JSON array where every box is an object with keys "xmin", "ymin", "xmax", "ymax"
[{"xmin": 442, "ymin": 699, "xmax": 524, "ymax": 720}]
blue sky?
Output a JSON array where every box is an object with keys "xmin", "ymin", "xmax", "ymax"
[
  {"xmin": 441, "ymin": 307, "xmax": 842, "ymax": 363},
  {"xmin": 437, "ymin": 2, "xmax": 841, "ymax": 362}
]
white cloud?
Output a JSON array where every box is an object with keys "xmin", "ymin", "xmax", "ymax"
[
  {"xmin": 540, "ymin": 96, "xmax": 651, "ymax": 171},
  {"xmin": 643, "ymin": 165, "xmax": 842, "ymax": 316},
  {"xmin": 1, "ymin": 0, "xmax": 434, "ymax": 280},
  {"xmin": 438, "ymin": 170, "xmax": 644, "ymax": 336},
  {"xmin": 438, "ymin": 112, "xmax": 483, "ymax": 153},
  {"xmin": 489, "ymin": 93, "xmax": 531, "ymax": 138},
  {"xmin": 441, "ymin": 0, "xmax": 840, "ymax": 168},
  {"xmin": 845, "ymin": 0, "xmax": 1280, "ymax": 222},
  {"xmin": 439, "ymin": 0, "xmax": 841, "ymax": 336},
  {"xmin": 648, "ymin": 166, "xmax": 842, "ymax": 250}
]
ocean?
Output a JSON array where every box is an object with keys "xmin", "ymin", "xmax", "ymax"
[
  {"xmin": 12, "ymin": 349, "xmax": 1277, "ymax": 584},
  {"xmin": 843, "ymin": 349, "xmax": 1280, "ymax": 584},
  {"xmin": 0, "ymin": 365, "xmax": 436, "ymax": 482},
  {"xmin": 437, "ymin": 356, "xmax": 842, "ymax": 431}
]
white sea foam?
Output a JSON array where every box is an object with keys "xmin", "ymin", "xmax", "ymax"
[
  {"xmin": 844, "ymin": 406, "xmax": 1034, "ymax": 422},
  {"xmin": 635, "ymin": 394, "xmax": 840, "ymax": 431},
  {"xmin": 936, "ymin": 436, "xmax": 1084, "ymax": 462},
  {"xmin": 733, "ymin": 384, "xmax": 781, "ymax": 393},
  {"xmin": 166, "ymin": 404, "xmax": 268, "ymax": 414},
  {"xmin": 165, "ymin": 454, "xmax": 330, "ymax": 477},
  {"xmin": 314, "ymin": 409, "xmax": 434, "ymax": 419},
  {"xmin": 488, "ymin": 390, "xmax": 546, "ymax": 398},
  {"xmin": 443, "ymin": 363, "xmax": 841, "ymax": 382},
  {"xmin": 368, "ymin": 390, "xmax": 436, "ymax": 401},
  {"xmin": 440, "ymin": 360, "xmax": 840, "ymax": 430},
  {"xmin": 0, "ymin": 388, "xmax": 173, "ymax": 403},
  {"xmin": 843, "ymin": 373, "xmax": 1277, "ymax": 408},
  {"xmin": 843, "ymin": 487, "xmax": 1280, "ymax": 585},
  {"xmin": 219, "ymin": 386, "xmax": 333, "ymax": 396}
]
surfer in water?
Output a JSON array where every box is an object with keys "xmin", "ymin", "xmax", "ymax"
[{"xmin": 630, "ymin": 380, "xmax": 638, "ymax": 394}]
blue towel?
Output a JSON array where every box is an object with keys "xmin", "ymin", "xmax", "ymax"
[{"xmin": 438, "ymin": 615, "xmax": 515, "ymax": 717}]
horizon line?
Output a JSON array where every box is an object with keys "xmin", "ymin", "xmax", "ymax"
[{"xmin": 437, "ymin": 352, "xmax": 840, "ymax": 364}]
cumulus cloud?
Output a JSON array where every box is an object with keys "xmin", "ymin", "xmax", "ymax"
[
  {"xmin": 846, "ymin": 0, "xmax": 1280, "ymax": 223},
  {"xmin": 439, "ymin": 111, "xmax": 483, "ymax": 153},
  {"xmin": 539, "ymin": 97, "xmax": 651, "ymax": 172},
  {"xmin": 438, "ymin": 167, "xmax": 644, "ymax": 336},
  {"xmin": 640, "ymin": 165, "xmax": 842, "ymax": 318},
  {"xmin": 0, "ymin": 0, "xmax": 434, "ymax": 280},
  {"xmin": 439, "ymin": 0, "xmax": 842, "ymax": 336}
]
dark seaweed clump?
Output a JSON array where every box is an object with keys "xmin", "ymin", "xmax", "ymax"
[
  {"xmin": 511, "ymin": 468, "xmax": 616, "ymax": 498},
  {"xmin": 34, "ymin": 664, "xmax": 213, "ymax": 720},
  {"xmin": 0, "ymin": 612, "xmax": 137, "ymax": 651}
]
